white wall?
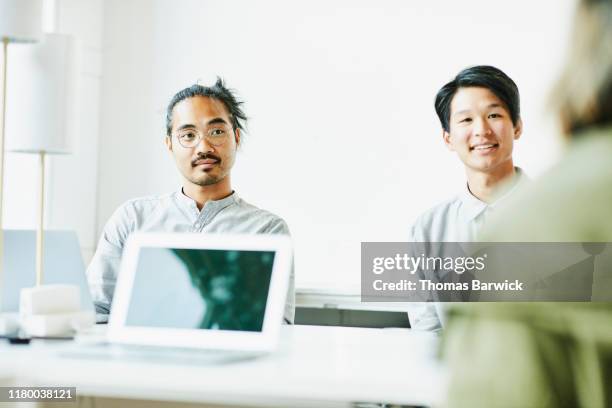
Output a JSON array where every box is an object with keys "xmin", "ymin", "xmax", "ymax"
[{"xmin": 98, "ymin": 0, "xmax": 577, "ymax": 290}]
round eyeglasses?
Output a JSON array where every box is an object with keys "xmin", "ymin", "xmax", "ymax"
[{"xmin": 174, "ymin": 126, "xmax": 232, "ymax": 148}]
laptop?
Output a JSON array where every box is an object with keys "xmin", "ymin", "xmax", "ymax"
[
  {"xmin": 63, "ymin": 232, "xmax": 292, "ymax": 363},
  {"xmin": 1, "ymin": 229, "xmax": 94, "ymax": 313}
]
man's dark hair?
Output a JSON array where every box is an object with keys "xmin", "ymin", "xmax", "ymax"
[
  {"xmin": 166, "ymin": 77, "xmax": 247, "ymax": 136},
  {"xmin": 434, "ymin": 65, "xmax": 521, "ymax": 132}
]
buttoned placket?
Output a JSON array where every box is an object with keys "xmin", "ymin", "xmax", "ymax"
[
  {"xmin": 185, "ymin": 199, "xmax": 204, "ymax": 232},
  {"xmin": 193, "ymin": 214, "xmax": 204, "ymax": 232},
  {"xmin": 194, "ymin": 205, "xmax": 213, "ymax": 232},
  {"xmin": 175, "ymin": 191, "xmax": 236, "ymax": 233}
]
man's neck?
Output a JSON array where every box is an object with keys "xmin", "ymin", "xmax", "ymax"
[
  {"xmin": 182, "ymin": 178, "xmax": 233, "ymax": 210},
  {"xmin": 466, "ymin": 162, "xmax": 517, "ymax": 204}
]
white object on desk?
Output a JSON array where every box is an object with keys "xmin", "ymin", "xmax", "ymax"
[
  {"xmin": 20, "ymin": 310, "xmax": 94, "ymax": 338},
  {"xmin": 19, "ymin": 284, "xmax": 79, "ymax": 315},
  {"xmin": 19, "ymin": 284, "xmax": 93, "ymax": 337}
]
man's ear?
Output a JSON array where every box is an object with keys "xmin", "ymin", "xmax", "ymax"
[
  {"xmin": 165, "ymin": 135, "xmax": 173, "ymax": 152},
  {"xmin": 443, "ymin": 129, "xmax": 454, "ymax": 151},
  {"xmin": 513, "ymin": 118, "xmax": 523, "ymax": 140},
  {"xmin": 234, "ymin": 128, "xmax": 241, "ymax": 148}
]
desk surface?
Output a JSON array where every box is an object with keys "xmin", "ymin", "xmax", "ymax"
[{"xmin": 1, "ymin": 325, "xmax": 445, "ymax": 408}]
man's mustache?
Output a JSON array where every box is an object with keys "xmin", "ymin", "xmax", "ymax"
[{"xmin": 192, "ymin": 153, "xmax": 221, "ymax": 167}]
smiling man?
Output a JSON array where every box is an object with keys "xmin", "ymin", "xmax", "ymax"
[
  {"xmin": 407, "ymin": 66, "xmax": 527, "ymax": 332},
  {"xmin": 87, "ymin": 79, "xmax": 295, "ymax": 324}
]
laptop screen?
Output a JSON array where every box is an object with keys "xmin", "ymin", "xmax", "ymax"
[{"xmin": 124, "ymin": 247, "xmax": 275, "ymax": 332}]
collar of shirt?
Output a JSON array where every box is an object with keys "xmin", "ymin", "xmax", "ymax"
[
  {"xmin": 174, "ymin": 188, "xmax": 238, "ymax": 219},
  {"xmin": 460, "ymin": 167, "xmax": 527, "ymax": 222}
]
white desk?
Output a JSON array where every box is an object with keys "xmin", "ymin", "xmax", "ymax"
[{"xmin": 0, "ymin": 325, "xmax": 445, "ymax": 408}]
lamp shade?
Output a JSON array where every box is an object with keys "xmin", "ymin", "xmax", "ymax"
[
  {"xmin": 5, "ymin": 33, "xmax": 78, "ymax": 154},
  {"xmin": 0, "ymin": 0, "xmax": 43, "ymax": 43}
]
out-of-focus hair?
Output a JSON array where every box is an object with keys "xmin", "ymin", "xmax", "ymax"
[{"xmin": 551, "ymin": 0, "xmax": 612, "ymax": 135}]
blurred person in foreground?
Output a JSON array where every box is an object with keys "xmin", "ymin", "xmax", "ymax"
[{"xmin": 441, "ymin": 0, "xmax": 612, "ymax": 406}]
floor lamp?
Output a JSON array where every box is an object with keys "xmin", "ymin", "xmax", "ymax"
[
  {"xmin": 7, "ymin": 32, "xmax": 76, "ymax": 282},
  {"xmin": 6, "ymin": 33, "xmax": 90, "ymax": 337},
  {"xmin": 0, "ymin": 0, "xmax": 42, "ymax": 333}
]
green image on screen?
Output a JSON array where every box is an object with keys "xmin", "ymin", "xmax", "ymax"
[{"xmin": 125, "ymin": 248, "xmax": 275, "ymax": 332}]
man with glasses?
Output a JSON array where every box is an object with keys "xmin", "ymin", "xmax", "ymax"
[{"xmin": 87, "ymin": 79, "xmax": 295, "ymax": 323}]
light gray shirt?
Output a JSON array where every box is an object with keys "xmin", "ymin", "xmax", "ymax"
[
  {"xmin": 87, "ymin": 190, "xmax": 295, "ymax": 324},
  {"xmin": 407, "ymin": 168, "xmax": 527, "ymax": 332}
]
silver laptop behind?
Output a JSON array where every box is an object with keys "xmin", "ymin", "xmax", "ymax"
[{"xmin": 1, "ymin": 229, "xmax": 94, "ymax": 313}]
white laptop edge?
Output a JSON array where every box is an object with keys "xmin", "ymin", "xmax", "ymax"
[{"xmin": 107, "ymin": 232, "xmax": 292, "ymax": 353}]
